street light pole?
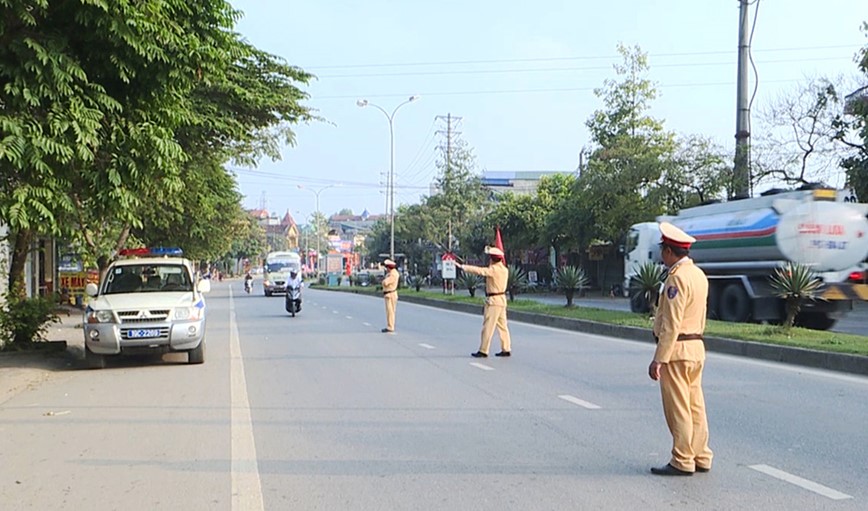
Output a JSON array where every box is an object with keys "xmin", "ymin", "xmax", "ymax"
[
  {"xmin": 298, "ymin": 184, "xmax": 338, "ymax": 273},
  {"xmin": 357, "ymin": 95, "xmax": 420, "ymax": 261}
]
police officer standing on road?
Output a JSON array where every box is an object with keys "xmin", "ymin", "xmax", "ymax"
[
  {"xmin": 649, "ymin": 222, "xmax": 713, "ymax": 476},
  {"xmin": 455, "ymin": 246, "xmax": 512, "ymax": 358},
  {"xmin": 381, "ymin": 259, "xmax": 399, "ymax": 333}
]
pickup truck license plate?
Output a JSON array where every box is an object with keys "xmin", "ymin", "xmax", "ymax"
[{"xmin": 128, "ymin": 329, "xmax": 160, "ymax": 339}]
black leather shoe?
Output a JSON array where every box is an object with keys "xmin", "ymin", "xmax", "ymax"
[
  {"xmin": 471, "ymin": 351, "xmax": 488, "ymax": 358},
  {"xmin": 650, "ymin": 463, "xmax": 693, "ymax": 476},
  {"xmin": 495, "ymin": 351, "xmax": 511, "ymax": 357},
  {"xmin": 381, "ymin": 328, "xmax": 394, "ymax": 333},
  {"xmin": 695, "ymin": 466, "xmax": 711, "ymax": 473}
]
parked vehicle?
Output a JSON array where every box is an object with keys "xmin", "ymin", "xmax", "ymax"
[
  {"xmin": 624, "ymin": 188, "xmax": 868, "ymax": 330},
  {"xmin": 82, "ymin": 247, "xmax": 211, "ymax": 368}
]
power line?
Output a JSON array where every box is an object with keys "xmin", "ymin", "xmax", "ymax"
[
  {"xmin": 304, "ymin": 44, "xmax": 859, "ymax": 70},
  {"xmin": 314, "ymin": 78, "xmax": 801, "ymax": 100},
  {"xmin": 317, "ymin": 56, "xmax": 851, "ymax": 79}
]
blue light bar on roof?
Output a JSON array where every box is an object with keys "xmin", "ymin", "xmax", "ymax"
[{"xmin": 149, "ymin": 247, "xmax": 184, "ymax": 256}]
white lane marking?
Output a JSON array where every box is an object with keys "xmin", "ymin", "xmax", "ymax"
[
  {"xmin": 363, "ymin": 322, "xmax": 372, "ymax": 327},
  {"xmin": 470, "ymin": 362, "xmax": 494, "ymax": 371},
  {"xmin": 403, "ymin": 302, "xmax": 868, "ymax": 385},
  {"xmin": 418, "ymin": 343, "xmax": 436, "ymax": 350},
  {"xmin": 332, "ymin": 310, "xmax": 339, "ymax": 314},
  {"xmin": 345, "ymin": 316, "xmax": 353, "ymax": 320},
  {"xmin": 229, "ymin": 289, "xmax": 265, "ymax": 511},
  {"xmin": 748, "ymin": 464, "xmax": 852, "ymax": 500},
  {"xmin": 558, "ymin": 394, "xmax": 601, "ymax": 410}
]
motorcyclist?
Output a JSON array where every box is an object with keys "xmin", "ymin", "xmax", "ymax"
[
  {"xmin": 244, "ymin": 270, "xmax": 253, "ymax": 293},
  {"xmin": 285, "ymin": 268, "xmax": 304, "ymax": 315},
  {"xmin": 286, "ymin": 269, "xmax": 303, "ymax": 291}
]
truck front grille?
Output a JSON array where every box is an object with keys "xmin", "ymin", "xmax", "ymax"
[{"xmin": 118, "ymin": 309, "xmax": 171, "ymax": 323}]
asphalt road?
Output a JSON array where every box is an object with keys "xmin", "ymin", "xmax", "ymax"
[
  {"xmin": 522, "ymin": 293, "xmax": 868, "ymax": 337},
  {"xmin": 1, "ymin": 281, "xmax": 867, "ymax": 510}
]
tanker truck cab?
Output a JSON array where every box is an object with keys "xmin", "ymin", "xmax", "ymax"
[
  {"xmin": 623, "ymin": 222, "xmax": 664, "ymax": 309},
  {"xmin": 625, "ymin": 188, "xmax": 868, "ymax": 330}
]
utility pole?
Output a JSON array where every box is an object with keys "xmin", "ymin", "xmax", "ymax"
[
  {"xmin": 733, "ymin": 0, "xmax": 752, "ymax": 199},
  {"xmin": 435, "ymin": 114, "xmax": 463, "ymax": 183}
]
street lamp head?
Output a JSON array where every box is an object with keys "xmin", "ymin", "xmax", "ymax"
[
  {"xmin": 408, "ymin": 95, "xmax": 420, "ymax": 102},
  {"xmin": 356, "ymin": 99, "xmax": 368, "ymax": 107}
]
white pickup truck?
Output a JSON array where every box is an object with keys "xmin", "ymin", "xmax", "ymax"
[{"xmin": 82, "ymin": 248, "xmax": 211, "ymax": 368}]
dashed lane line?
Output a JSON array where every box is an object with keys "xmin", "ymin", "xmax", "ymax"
[
  {"xmin": 748, "ymin": 464, "xmax": 853, "ymax": 500},
  {"xmin": 470, "ymin": 362, "xmax": 494, "ymax": 371},
  {"xmin": 558, "ymin": 394, "xmax": 602, "ymax": 410},
  {"xmin": 363, "ymin": 322, "xmax": 372, "ymax": 327},
  {"xmin": 418, "ymin": 343, "xmax": 436, "ymax": 349}
]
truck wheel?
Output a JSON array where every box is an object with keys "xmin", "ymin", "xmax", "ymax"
[
  {"xmin": 188, "ymin": 339, "xmax": 205, "ymax": 364},
  {"xmin": 719, "ymin": 284, "xmax": 750, "ymax": 323},
  {"xmin": 84, "ymin": 346, "xmax": 106, "ymax": 370},
  {"xmin": 706, "ymin": 286, "xmax": 720, "ymax": 319},
  {"xmin": 795, "ymin": 313, "xmax": 836, "ymax": 331}
]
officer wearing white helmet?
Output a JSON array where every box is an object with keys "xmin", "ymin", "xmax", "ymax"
[
  {"xmin": 455, "ymin": 246, "xmax": 512, "ymax": 358},
  {"xmin": 649, "ymin": 222, "xmax": 713, "ymax": 476}
]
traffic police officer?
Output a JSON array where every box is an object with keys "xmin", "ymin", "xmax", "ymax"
[
  {"xmin": 381, "ymin": 259, "xmax": 399, "ymax": 333},
  {"xmin": 649, "ymin": 222, "xmax": 713, "ymax": 476},
  {"xmin": 456, "ymin": 246, "xmax": 512, "ymax": 358}
]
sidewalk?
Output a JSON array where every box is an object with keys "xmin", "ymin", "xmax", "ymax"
[{"xmin": 0, "ymin": 306, "xmax": 84, "ymax": 405}]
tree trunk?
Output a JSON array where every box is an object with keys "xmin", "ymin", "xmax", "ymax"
[
  {"xmin": 565, "ymin": 289, "xmax": 574, "ymax": 307},
  {"xmin": 8, "ymin": 228, "xmax": 33, "ymax": 296}
]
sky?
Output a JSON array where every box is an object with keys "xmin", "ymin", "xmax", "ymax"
[{"xmin": 229, "ymin": 0, "xmax": 867, "ymax": 225}]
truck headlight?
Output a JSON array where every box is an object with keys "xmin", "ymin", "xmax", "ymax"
[
  {"xmin": 174, "ymin": 307, "xmax": 204, "ymax": 320},
  {"xmin": 87, "ymin": 310, "xmax": 114, "ymax": 324}
]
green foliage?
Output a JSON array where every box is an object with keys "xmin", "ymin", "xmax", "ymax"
[
  {"xmin": 0, "ymin": 289, "xmax": 59, "ymax": 350},
  {"xmin": 0, "ymin": 0, "xmax": 314, "ymax": 287},
  {"xmin": 840, "ymin": 23, "xmax": 868, "ymax": 201},
  {"xmin": 456, "ymin": 272, "xmax": 483, "ymax": 297},
  {"xmin": 554, "ymin": 265, "xmax": 589, "ymax": 306},
  {"xmin": 580, "ymin": 44, "xmax": 676, "ymax": 246},
  {"xmin": 769, "ymin": 263, "xmax": 824, "ymax": 330},
  {"xmin": 506, "ymin": 264, "xmax": 528, "ymax": 302},
  {"xmin": 630, "ymin": 262, "xmax": 666, "ymax": 316}
]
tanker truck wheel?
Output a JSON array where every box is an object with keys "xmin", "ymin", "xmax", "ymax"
[
  {"xmin": 719, "ymin": 284, "xmax": 750, "ymax": 323},
  {"xmin": 795, "ymin": 312, "xmax": 836, "ymax": 331}
]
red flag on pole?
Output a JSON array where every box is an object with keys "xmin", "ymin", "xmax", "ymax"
[{"xmin": 495, "ymin": 227, "xmax": 506, "ymax": 264}]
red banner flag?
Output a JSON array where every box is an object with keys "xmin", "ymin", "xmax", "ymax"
[{"xmin": 495, "ymin": 227, "xmax": 506, "ymax": 264}]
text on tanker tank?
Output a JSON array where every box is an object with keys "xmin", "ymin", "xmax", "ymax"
[{"xmin": 798, "ymin": 223, "xmax": 847, "ymax": 236}]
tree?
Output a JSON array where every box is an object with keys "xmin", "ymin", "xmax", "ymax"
[
  {"xmin": 338, "ymin": 208, "xmax": 354, "ymax": 216},
  {"xmin": 838, "ymin": 23, "xmax": 868, "ymax": 200},
  {"xmin": 580, "ymin": 44, "xmax": 676, "ymax": 246},
  {"xmin": 426, "ymin": 135, "xmax": 489, "ymax": 253},
  {"xmin": 658, "ymin": 135, "xmax": 730, "ymax": 212},
  {"xmin": 753, "ymin": 77, "xmax": 845, "ymax": 190}
]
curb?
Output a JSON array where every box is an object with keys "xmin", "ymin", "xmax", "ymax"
[{"xmin": 322, "ymin": 287, "xmax": 868, "ymax": 377}]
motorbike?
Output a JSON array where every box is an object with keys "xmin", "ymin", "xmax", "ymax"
[
  {"xmin": 285, "ymin": 282, "xmax": 302, "ymax": 317},
  {"xmin": 244, "ymin": 277, "xmax": 252, "ymax": 294}
]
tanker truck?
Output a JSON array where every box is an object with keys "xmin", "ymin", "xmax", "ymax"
[{"xmin": 624, "ymin": 188, "xmax": 868, "ymax": 330}]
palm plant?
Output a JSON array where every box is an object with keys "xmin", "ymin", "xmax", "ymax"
[
  {"xmin": 507, "ymin": 264, "xmax": 529, "ymax": 302},
  {"xmin": 456, "ymin": 272, "xmax": 484, "ymax": 297},
  {"xmin": 769, "ymin": 262, "xmax": 824, "ymax": 330},
  {"xmin": 629, "ymin": 262, "xmax": 666, "ymax": 316},
  {"xmin": 554, "ymin": 265, "xmax": 589, "ymax": 306},
  {"xmin": 407, "ymin": 275, "xmax": 424, "ymax": 292}
]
